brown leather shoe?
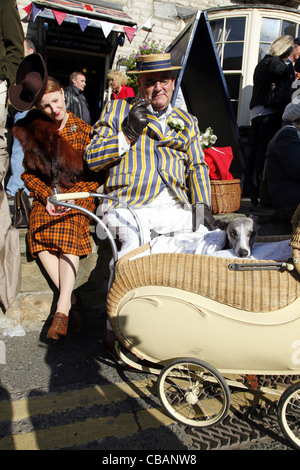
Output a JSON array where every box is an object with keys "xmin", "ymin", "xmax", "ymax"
[
  {"xmin": 69, "ymin": 295, "xmax": 86, "ymax": 333},
  {"xmin": 47, "ymin": 312, "xmax": 69, "ymax": 340}
]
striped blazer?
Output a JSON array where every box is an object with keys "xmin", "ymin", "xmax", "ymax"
[{"xmin": 84, "ymin": 96, "xmax": 211, "ymax": 210}]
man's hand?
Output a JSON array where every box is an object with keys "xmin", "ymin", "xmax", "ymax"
[
  {"xmin": 123, "ymin": 100, "xmax": 149, "ymax": 143},
  {"xmin": 192, "ymin": 203, "xmax": 216, "ymax": 231}
]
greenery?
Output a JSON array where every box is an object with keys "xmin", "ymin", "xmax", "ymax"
[{"xmin": 119, "ymin": 39, "xmax": 166, "ymax": 92}]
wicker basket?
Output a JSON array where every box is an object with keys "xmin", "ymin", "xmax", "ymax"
[{"xmin": 210, "ymin": 179, "xmax": 241, "ymax": 215}]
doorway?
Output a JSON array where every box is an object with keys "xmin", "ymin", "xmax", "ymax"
[{"xmin": 46, "ymin": 47, "xmax": 106, "ymax": 124}]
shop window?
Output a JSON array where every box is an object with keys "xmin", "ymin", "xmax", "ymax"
[
  {"xmin": 258, "ymin": 18, "xmax": 299, "ymax": 61},
  {"xmin": 210, "ymin": 17, "xmax": 245, "ymax": 117}
]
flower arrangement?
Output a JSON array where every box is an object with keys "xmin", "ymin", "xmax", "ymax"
[
  {"xmin": 200, "ymin": 127, "xmax": 217, "ymax": 149},
  {"xmin": 118, "ymin": 39, "xmax": 166, "ymax": 92},
  {"xmin": 168, "ymin": 117, "xmax": 185, "ymax": 132}
]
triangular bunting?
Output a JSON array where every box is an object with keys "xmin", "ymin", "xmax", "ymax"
[
  {"xmin": 23, "ymin": 3, "xmax": 32, "ymax": 16},
  {"xmin": 77, "ymin": 17, "xmax": 90, "ymax": 32},
  {"xmin": 52, "ymin": 9, "xmax": 67, "ymax": 25},
  {"xmin": 142, "ymin": 17, "xmax": 152, "ymax": 31},
  {"xmin": 124, "ymin": 26, "xmax": 137, "ymax": 43},
  {"xmin": 84, "ymin": 4, "xmax": 93, "ymax": 11},
  {"xmin": 32, "ymin": 4, "xmax": 41, "ymax": 21},
  {"xmin": 100, "ymin": 21, "xmax": 114, "ymax": 38}
]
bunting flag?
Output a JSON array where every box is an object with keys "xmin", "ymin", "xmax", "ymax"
[
  {"xmin": 77, "ymin": 17, "xmax": 90, "ymax": 32},
  {"xmin": 23, "ymin": 3, "xmax": 32, "ymax": 16},
  {"xmin": 99, "ymin": 20, "xmax": 114, "ymax": 38},
  {"xmin": 23, "ymin": 2, "xmax": 136, "ymax": 41},
  {"xmin": 124, "ymin": 26, "xmax": 137, "ymax": 43},
  {"xmin": 52, "ymin": 9, "xmax": 67, "ymax": 25},
  {"xmin": 32, "ymin": 4, "xmax": 41, "ymax": 21},
  {"xmin": 142, "ymin": 17, "xmax": 152, "ymax": 31},
  {"xmin": 84, "ymin": 3, "xmax": 93, "ymax": 12}
]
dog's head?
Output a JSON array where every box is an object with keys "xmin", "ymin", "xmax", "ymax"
[{"xmin": 217, "ymin": 216, "xmax": 259, "ymax": 258}]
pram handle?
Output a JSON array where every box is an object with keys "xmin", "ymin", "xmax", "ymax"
[
  {"xmin": 53, "ymin": 191, "xmax": 90, "ymax": 201},
  {"xmin": 49, "ymin": 192, "xmax": 145, "ymax": 289}
]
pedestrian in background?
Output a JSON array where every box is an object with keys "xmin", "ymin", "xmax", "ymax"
[
  {"xmin": 107, "ymin": 70, "xmax": 135, "ymax": 100},
  {"xmin": 64, "ymin": 71, "xmax": 91, "ymax": 124},
  {"xmin": 0, "ymin": 0, "xmax": 23, "ymax": 312},
  {"xmin": 0, "ymin": 0, "xmax": 24, "ymax": 127},
  {"xmin": 247, "ymin": 35, "xmax": 295, "ymax": 205}
]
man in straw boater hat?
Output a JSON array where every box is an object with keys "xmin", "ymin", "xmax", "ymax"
[{"xmin": 84, "ymin": 52, "xmax": 214, "ymax": 360}]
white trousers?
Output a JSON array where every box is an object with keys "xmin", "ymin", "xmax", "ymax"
[{"xmin": 97, "ymin": 188, "xmax": 202, "ymax": 259}]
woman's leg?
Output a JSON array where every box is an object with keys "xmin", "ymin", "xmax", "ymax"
[
  {"xmin": 37, "ymin": 251, "xmax": 79, "ymax": 314},
  {"xmin": 38, "ymin": 250, "xmax": 79, "ymax": 339},
  {"xmin": 56, "ymin": 253, "xmax": 79, "ymax": 314}
]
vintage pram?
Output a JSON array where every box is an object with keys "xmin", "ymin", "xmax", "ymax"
[{"xmin": 51, "ymin": 192, "xmax": 300, "ymax": 450}]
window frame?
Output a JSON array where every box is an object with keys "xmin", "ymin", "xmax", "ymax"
[{"xmin": 207, "ymin": 7, "xmax": 300, "ymax": 126}]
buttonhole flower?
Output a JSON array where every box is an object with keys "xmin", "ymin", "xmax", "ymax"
[{"xmin": 168, "ymin": 118, "xmax": 186, "ymax": 132}]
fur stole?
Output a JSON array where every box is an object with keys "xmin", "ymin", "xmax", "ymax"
[{"xmin": 12, "ymin": 109, "xmax": 84, "ymax": 188}]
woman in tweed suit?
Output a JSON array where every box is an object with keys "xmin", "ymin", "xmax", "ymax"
[{"xmin": 9, "ymin": 54, "xmax": 99, "ymax": 340}]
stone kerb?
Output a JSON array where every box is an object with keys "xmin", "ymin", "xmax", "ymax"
[{"xmin": 0, "ymin": 227, "xmax": 110, "ymax": 332}]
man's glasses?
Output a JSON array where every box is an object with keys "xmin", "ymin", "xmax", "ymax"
[{"xmin": 144, "ymin": 77, "xmax": 172, "ymax": 88}]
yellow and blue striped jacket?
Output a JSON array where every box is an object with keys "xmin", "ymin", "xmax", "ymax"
[{"xmin": 84, "ymin": 96, "xmax": 211, "ymax": 210}]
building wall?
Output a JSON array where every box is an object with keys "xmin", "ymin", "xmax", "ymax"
[
  {"xmin": 16, "ymin": 0, "xmax": 230, "ymax": 58},
  {"xmin": 15, "ymin": 0, "xmax": 300, "ymax": 127}
]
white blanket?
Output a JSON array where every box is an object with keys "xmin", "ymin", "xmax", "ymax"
[{"xmin": 130, "ymin": 227, "xmax": 292, "ymax": 261}]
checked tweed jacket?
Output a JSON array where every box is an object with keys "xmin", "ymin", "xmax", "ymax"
[{"xmin": 84, "ymin": 96, "xmax": 211, "ymax": 211}]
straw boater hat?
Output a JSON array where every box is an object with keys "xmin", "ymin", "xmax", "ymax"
[
  {"xmin": 9, "ymin": 53, "xmax": 48, "ymax": 112},
  {"xmin": 127, "ymin": 53, "xmax": 182, "ymax": 74}
]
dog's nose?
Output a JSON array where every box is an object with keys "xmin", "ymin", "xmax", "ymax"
[{"xmin": 238, "ymin": 249, "xmax": 249, "ymax": 258}]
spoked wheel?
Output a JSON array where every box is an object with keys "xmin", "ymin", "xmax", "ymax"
[
  {"xmin": 278, "ymin": 381, "xmax": 300, "ymax": 450},
  {"xmin": 157, "ymin": 358, "xmax": 230, "ymax": 428}
]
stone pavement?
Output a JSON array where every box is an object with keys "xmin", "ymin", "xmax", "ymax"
[{"xmin": 0, "ymin": 197, "xmax": 292, "ymax": 333}]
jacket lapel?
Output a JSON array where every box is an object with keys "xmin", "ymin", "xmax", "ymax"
[
  {"xmin": 165, "ymin": 109, "xmax": 190, "ymax": 136},
  {"xmin": 147, "ymin": 114, "xmax": 164, "ymax": 139}
]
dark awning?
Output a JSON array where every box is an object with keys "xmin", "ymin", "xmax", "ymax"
[
  {"xmin": 24, "ymin": 0, "xmax": 136, "ymax": 35},
  {"xmin": 167, "ymin": 11, "xmax": 246, "ymax": 178}
]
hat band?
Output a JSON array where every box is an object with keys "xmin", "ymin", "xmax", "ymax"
[{"xmin": 137, "ymin": 58, "xmax": 173, "ymax": 71}]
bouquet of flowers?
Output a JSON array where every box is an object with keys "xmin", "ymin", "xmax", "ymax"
[{"xmin": 200, "ymin": 127, "xmax": 217, "ymax": 149}]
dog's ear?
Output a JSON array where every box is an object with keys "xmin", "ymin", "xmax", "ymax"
[
  {"xmin": 215, "ymin": 219, "xmax": 229, "ymax": 231},
  {"xmin": 249, "ymin": 214, "xmax": 259, "ymax": 224}
]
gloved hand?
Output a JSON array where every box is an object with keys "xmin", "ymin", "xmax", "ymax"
[
  {"xmin": 192, "ymin": 203, "xmax": 216, "ymax": 231},
  {"xmin": 123, "ymin": 100, "xmax": 149, "ymax": 143}
]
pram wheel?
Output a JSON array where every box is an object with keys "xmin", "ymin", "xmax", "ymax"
[
  {"xmin": 278, "ymin": 381, "xmax": 300, "ymax": 450},
  {"xmin": 157, "ymin": 358, "xmax": 230, "ymax": 428}
]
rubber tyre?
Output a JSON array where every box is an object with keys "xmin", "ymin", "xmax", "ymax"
[
  {"xmin": 157, "ymin": 357, "xmax": 230, "ymax": 428},
  {"xmin": 278, "ymin": 381, "xmax": 300, "ymax": 450}
]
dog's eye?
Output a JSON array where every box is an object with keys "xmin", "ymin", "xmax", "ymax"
[{"xmin": 230, "ymin": 230, "xmax": 237, "ymax": 238}]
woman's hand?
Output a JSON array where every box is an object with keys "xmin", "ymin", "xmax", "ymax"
[{"xmin": 46, "ymin": 198, "xmax": 74, "ymax": 216}]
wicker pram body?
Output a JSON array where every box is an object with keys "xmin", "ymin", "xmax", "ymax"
[{"xmin": 107, "ymin": 233, "xmax": 300, "ymax": 375}]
